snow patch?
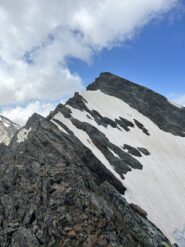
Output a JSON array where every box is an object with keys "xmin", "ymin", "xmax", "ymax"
[
  {"xmin": 3, "ymin": 122, "xmax": 10, "ymax": 128},
  {"xmin": 17, "ymin": 127, "xmax": 32, "ymax": 143},
  {"xmin": 173, "ymin": 226, "xmax": 185, "ymax": 247}
]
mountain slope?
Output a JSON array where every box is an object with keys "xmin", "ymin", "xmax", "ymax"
[
  {"xmin": 0, "ymin": 73, "xmax": 176, "ymax": 247},
  {"xmin": 48, "ymin": 73, "xmax": 185, "ymax": 246},
  {"xmin": 0, "ymin": 114, "xmax": 169, "ymax": 247},
  {"xmin": 0, "ymin": 115, "xmax": 20, "ymax": 145}
]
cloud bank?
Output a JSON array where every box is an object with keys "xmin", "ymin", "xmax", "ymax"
[{"xmin": 0, "ymin": 0, "xmax": 180, "ymax": 125}]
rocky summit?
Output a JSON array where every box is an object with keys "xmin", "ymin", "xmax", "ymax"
[{"xmin": 0, "ymin": 73, "xmax": 184, "ymax": 247}]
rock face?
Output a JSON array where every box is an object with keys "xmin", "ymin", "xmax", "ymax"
[
  {"xmin": 0, "ymin": 115, "xmax": 20, "ymax": 145},
  {"xmin": 0, "ymin": 72, "xmax": 184, "ymax": 246}
]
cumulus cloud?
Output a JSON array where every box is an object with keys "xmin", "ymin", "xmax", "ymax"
[
  {"xmin": 0, "ymin": 101, "xmax": 57, "ymax": 126},
  {"xmin": 0, "ymin": 0, "xmax": 180, "ymax": 124}
]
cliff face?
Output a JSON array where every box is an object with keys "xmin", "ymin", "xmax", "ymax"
[{"xmin": 1, "ymin": 73, "xmax": 184, "ymax": 246}]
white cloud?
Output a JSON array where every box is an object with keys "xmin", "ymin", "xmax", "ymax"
[
  {"xmin": 0, "ymin": 101, "xmax": 57, "ymax": 126},
  {"xmin": 170, "ymin": 94, "xmax": 185, "ymax": 106},
  {"xmin": 0, "ymin": 0, "xmax": 180, "ymax": 123}
]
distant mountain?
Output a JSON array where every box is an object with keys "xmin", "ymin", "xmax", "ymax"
[
  {"xmin": 0, "ymin": 115, "xmax": 20, "ymax": 145},
  {"xmin": 0, "ymin": 73, "xmax": 184, "ymax": 246}
]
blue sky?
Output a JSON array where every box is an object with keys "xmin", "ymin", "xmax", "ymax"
[
  {"xmin": 69, "ymin": 10, "xmax": 185, "ymax": 98},
  {"xmin": 0, "ymin": 0, "xmax": 184, "ymax": 125}
]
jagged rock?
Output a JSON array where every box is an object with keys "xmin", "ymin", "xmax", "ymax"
[
  {"xmin": 11, "ymin": 227, "xmax": 39, "ymax": 247},
  {"xmin": 130, "ymin": 203, "xmax": 148, "ymax": 218},
  {"xmin": 123, "ymin": 144, "xmax": 142, "ymax": 157},
  {"xmin": 137, "ymin": 147, "xmax": 150, "ymax": 156},
  {"xmin": 115, "ymin": 117, "xmax": 135, "ymax": 131},
  {"xmin": 133, "ymin": 119, "xmax": 150, "ymax": 136}
]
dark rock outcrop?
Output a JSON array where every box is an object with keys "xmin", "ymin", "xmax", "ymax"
[
  {"xmin": 123, "ymin": 144, "xmax": 142, "ymax": 157},
  {"xmin": 138, "ymin": 147, "xmax": 150, "ymax": 156},
  {"xmin": 133, "ymin": 119, "xmax": 150, "ymax": 136},
  {"xmin": 115, "ymin": 117, "xmax": 135, "ymax": 131}
]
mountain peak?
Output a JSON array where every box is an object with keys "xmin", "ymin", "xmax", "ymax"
[
  {"xmin": 87, "ymin": 72, "xmax": 142, "ymax": 90},
  {"xmin": 87, "ymin": 72, "xmax": 185, "ymax": 137}
]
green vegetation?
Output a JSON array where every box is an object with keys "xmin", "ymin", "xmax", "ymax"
[{"xmin": 161, "ymin": 241, "xmax": 171, "ymax": 247}]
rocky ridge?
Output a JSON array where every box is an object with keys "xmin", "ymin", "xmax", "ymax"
[
  {"xmin": 0, "ymin": 113, "xmax": 170, "ymax": 247},
  {"xmin": 0, "ymin": 73, "xmax": 182, "ymax": 246}
]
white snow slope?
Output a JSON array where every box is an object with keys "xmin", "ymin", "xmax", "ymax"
[
  {"xmin": 52, "ymin": 90, "xmax": 185, "ymax": 246},
  {"xmin": 0, "ymin": 115, "xmax": 20, "ymax": 145}
]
